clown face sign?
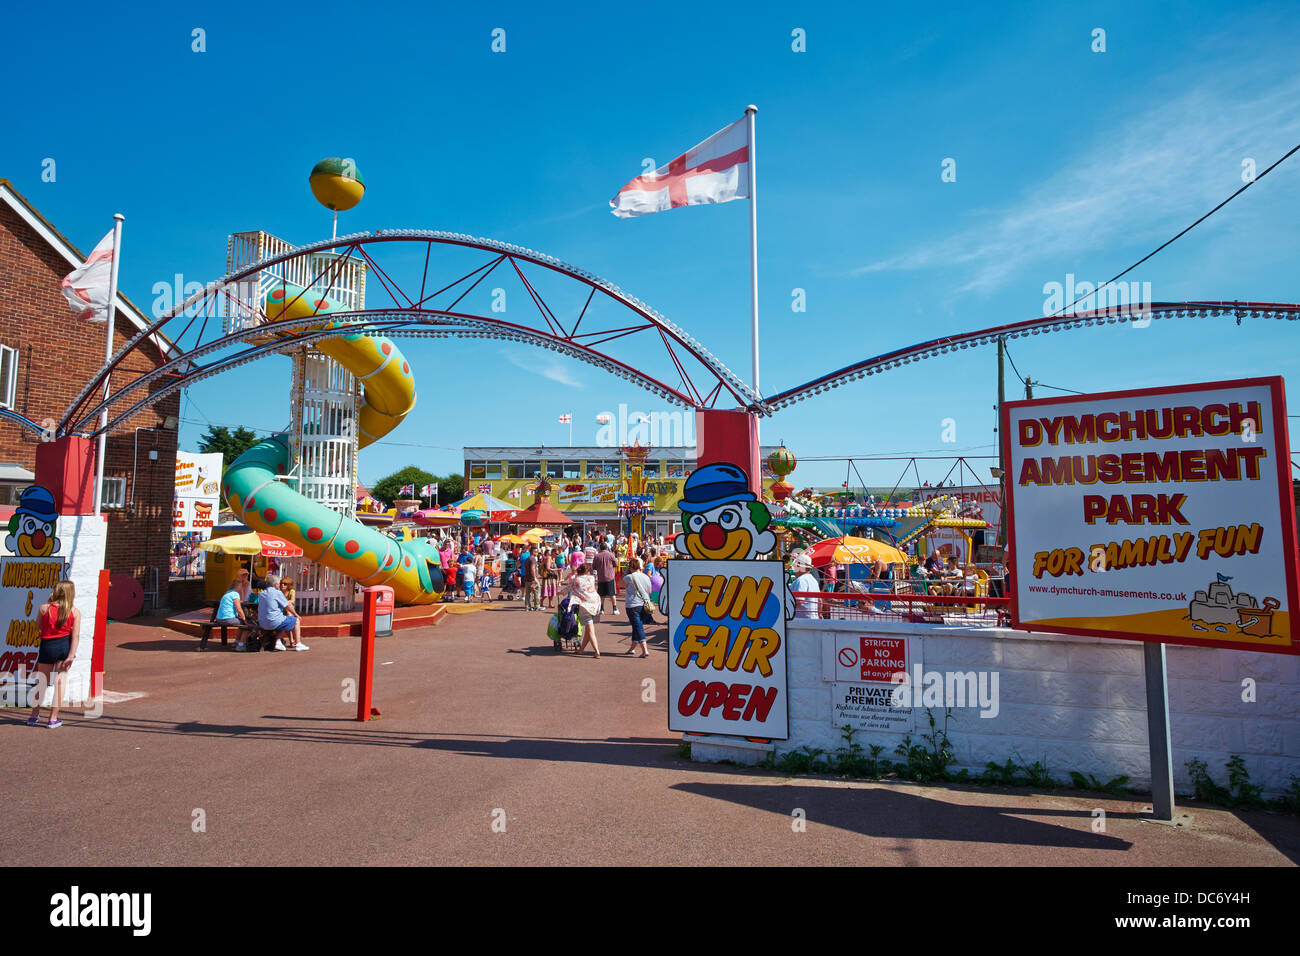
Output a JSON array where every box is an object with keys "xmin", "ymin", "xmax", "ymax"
[
  {"xmin": 5, "ymin": 486, "xmax": 60, "ymax": 557},
  {"xmin": 1, "ymin": 485, "xmax": 67, "ymax": 677},
  {"xmin": 665, "ymin": 463, "xmax": 793, "ymax": 739}
]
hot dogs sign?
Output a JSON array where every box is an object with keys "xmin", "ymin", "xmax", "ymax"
[{"xmin": 664, "ymin": 463, "xmax": 793, "ymax": 739}]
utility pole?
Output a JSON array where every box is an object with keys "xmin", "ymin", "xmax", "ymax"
[{"xmin": 1025, "ymin": 376, "xmax": 1034, "ymax": 399}]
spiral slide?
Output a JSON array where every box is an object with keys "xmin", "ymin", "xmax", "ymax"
[{"xmin": 220, "ymin": 283, "xmax": 445, "ymax": 604}]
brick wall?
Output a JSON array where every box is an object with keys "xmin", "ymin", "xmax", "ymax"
[{"xmin": 0, "ymin": 202, "xmax": 179, "ymax": 596}]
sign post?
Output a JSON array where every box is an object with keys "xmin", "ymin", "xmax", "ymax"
[
  {"xmin": 1001, "ymin": 376, "xmax": 1299, "ymax": 817},
  {"xmin": 1143, "ymin": 642, "xmax": 1175, "ymax": 820}
]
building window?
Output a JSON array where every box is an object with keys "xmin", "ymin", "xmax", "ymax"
[
  {"xmin": 506, "ymin": 461, "xmax": 526, "ymax": 479},
  {"xmin": 0, "ymin": 345, "xmax": 17, "ymax": 410},
  {"xmin": 470, "ymin": 461, "xmax": 501, "ymax": 479},
  {"xmin": 0, "ymin": 483, "xmax": 29, "ymax": 505},
  {"xmin": 588, "ymin": 460, "xmax": 619, "ymax": 479},
  {"xmin": 666, "ymin": 461, "xmax": 693, "ymax": 478},
  {"xmin": 101, "ymin": 477, "xmax": 127, "ymax": 509},
  {"xmin": 522, "ymin": 461, "xmax": 541, "ymax": 479},
  {"xmin": 469, "ymin": 462, "xmax": 485, "ymax": 479},
  {"xmin": 552, "ymin": 460, "xmax": 581, "ymax": 479},
  {"xmin": 642, "ymin": 460, "xmax": 661, "ymax": 478}
]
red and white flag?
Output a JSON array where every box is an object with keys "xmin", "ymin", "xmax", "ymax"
[
  {"xmin": 61, "ymin": 229, "xmax": 117, "ymax": 321},
  {"xmin": 400, "ymin": 484, "xmax": 415, "ymax": 496},
  {"xmin": 610, "ymin": 115, "xmax": 750, "ymax": 218},
  {"xmin": 558, "ymin": 413, "xmax": 572, "ymax": 424}
]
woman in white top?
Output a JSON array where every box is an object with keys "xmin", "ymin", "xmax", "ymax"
[
  {"xmin": 623, "ymin": 557, "xmax": 654, "ymax": 658},
  {"xmin": 567, "ymin": 562, "xmax": 602, "ymax": 658}
]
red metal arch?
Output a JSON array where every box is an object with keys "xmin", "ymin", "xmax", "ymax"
[
  {"xmin": 56, "ymin": 225, "xmax": 1300, "ymax": 438},
  {"xmin": 59, "ymin": 231, "xmax": 763, "ymax": 437},
  {"xmin": 761, "ymin": 302, "xmax": 1300, "ymax": 411}
]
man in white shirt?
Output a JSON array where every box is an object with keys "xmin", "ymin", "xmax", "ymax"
[{"xmin": 791, "ymin": 554, "xmax": 822, "ymax": 619}]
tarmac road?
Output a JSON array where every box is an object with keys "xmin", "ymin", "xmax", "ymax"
[{"xmin": 2, "ymin": 600, "xmax": 1296, "ymax": 866}]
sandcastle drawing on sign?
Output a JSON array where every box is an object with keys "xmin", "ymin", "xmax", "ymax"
[{"xmin": 1188, "ymin": 575, "xmax": 1279, "ymax": 637}]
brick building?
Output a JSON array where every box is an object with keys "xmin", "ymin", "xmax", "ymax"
[{"xmin": 0, "ymin": 180, "xmax": 179, "ymax": 607}]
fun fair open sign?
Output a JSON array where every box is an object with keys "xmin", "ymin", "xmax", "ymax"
[
  {"xmin": 1002, "ymin": 377, "xmax": 1299, "ymax": 654},
  {"xmin": 665, "ymin": 462, "xmax": 794, "ymax": 739}
]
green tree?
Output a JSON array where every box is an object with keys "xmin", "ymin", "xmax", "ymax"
[
  {"xmin": 197, "ymin": 425, "xmax": 262, "ymax": 471},
  {"xmin": 438, "ymin": 473, "xmax": 464, "ymax": 503},
  {"xmin": 372, "ymin": 466, "xmax": 437, "ymax": 507}
]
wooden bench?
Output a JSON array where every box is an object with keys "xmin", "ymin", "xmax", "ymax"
[{"xmin": 197, "ymin": 606, "xmax": 254, "ymax": 650}]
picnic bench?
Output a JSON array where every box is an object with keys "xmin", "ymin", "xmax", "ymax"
[{"xmin": 197, "ymin": 604, "xmax": 255, "ymax": 650}]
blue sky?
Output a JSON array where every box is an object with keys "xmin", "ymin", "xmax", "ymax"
[{"xmin": 4, "ymin": 1, "xmax": 1299, "ymax": 490}]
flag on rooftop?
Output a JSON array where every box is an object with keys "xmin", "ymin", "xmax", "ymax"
[{"xmin": 610, "ymin": 115, "xmax": 750, "ymax": 218}]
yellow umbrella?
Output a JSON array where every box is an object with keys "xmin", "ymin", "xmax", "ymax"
[
  {"xmin": 498, "ymin": 534, "xmax": 531, "ymax": 545},
  {"xmin": 198, "ymin": 531, "xmax": 303, "ymax": 557},
  {"xmin": 804, "ymin": 536, "xmax": 906, "ymax": 567},
  {"xmin": 519, "ymin": 527, "xmax": 551, "ymax": 541}
]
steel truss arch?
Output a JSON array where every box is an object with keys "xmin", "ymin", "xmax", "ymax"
[
  {"xmin": 59, "ymin": 231, "xmax": 763, "ymax": 438},
  {"xmin": 761, "ymin": 301, "xmax": 1300, "ymax": 411}
]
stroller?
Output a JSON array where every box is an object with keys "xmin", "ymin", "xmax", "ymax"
[{"xmin": 547, "ymin": 596, "xmax": 581, "ymax": 651}]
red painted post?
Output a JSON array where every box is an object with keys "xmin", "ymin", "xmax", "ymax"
[
  {"xmin": 356, "ymin": 585, "xmax": 393, "ymax": 721},
  {"xmin": 34, "ymin": 436, "xmax": 97, "ymax": 515},
  {"xmin": 694, "ymin": 409, "xmax": 761, "ymax": 495},
  {"xmin": 91, "ymin": 567, "xmax": 110, "ymax": 700}
]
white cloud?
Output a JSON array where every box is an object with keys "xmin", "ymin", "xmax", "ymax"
[
  {"xmin": 853, "ymin": 70, "xmax": 1300, "ymax": 296},
  {"xmin": 501, "ymin": 349, "xmax": 583, "ymax": 387}
]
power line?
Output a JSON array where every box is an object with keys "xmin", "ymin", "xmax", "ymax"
[
  {"xmin": 1003, "ymin": 343, "xmax": 1083, "ymax": 396},
  {"xmin": 1049, "ymin": 139, "xmax": 1300, "ymax": 318}
]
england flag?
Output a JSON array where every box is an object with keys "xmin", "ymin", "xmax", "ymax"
[
  {"xmin": 558, "ymin": 414, "xmax": 572, "ymax": 424},
  {"xmin": 610, "ymin": 115, "xmax": 750, "ymax": 218},
  {"xmin": 61, "ymin": 229, "xmax": 117, "ymax": 321},
  {"xmin": 420, "ymin": 483, "xmax": 438, "ymax": 497}
]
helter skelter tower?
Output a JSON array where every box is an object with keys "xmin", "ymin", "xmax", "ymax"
[{"xmin": 221, "ymin": 159, "xmax": 369, "ymax": 613}]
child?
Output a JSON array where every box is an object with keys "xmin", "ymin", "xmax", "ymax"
[
  {"xmin": 478, "ymin": 566, "xmax": 494, "ymax": 602},
  {"xmin": 280, "ymin": 577, "xmax": 309, "ymax": 651},
  {"xmin": 462, "ymin": 559, "xmax": 476, "ymax": 602},
  {"xmin": 27, "ymin": 580, "xmax": 81, "ymax": 728}
]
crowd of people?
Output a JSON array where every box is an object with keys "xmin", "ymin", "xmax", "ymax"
[
  {"xmin": 431, "ymin": 528, "xmax": 672, "ymax": 658},
  {"xmin": 788, "ymin": 547, "xmax": 996, "ymax": 619}
]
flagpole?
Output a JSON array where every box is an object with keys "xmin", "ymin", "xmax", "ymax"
[
  {"xmin": 746, "ymin": 105, "xmax": 759, "ymax": 400},
  {"xmin": 93, "ymin": 214, "xmax": 125, "ymax": 516}
]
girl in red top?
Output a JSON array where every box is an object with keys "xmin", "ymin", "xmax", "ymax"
[{"xmin": 27, "ymin": 579, "xmax": 81, "ymax": 728}]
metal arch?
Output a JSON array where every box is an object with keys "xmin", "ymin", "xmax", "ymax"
[
  {"xmin": 0, "ymin": 407, "xmax": 49, "ymax": 439},
  {"xmin": 59, "ymin": 230, "xmax": 761, "ymax": 436},
  {"xmin": 760, "ymin": 301, "xmax": 1300, "ymax": 411},
  {"xmin": 65, "ymin": 310, "xmax": 709, "ymax": 439}
]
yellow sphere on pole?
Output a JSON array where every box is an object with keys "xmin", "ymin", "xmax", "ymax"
[{"xmin": 309, "ymin": 157, "xmax": 366, "ymax": 212}]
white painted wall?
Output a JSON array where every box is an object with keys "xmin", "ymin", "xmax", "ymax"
[
  {"xmin": 12, "ymin": 515, "xmax": 107, "ymax": 707},
  {"xmin": 691, "ymin": 619, "xmax": 1300, "ymax": 799}
]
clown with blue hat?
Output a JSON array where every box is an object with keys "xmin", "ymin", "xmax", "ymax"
[
  {"xmin": 6, "ymin": 485, "xmax": 61, "ymax": 557},
  {"xmin": 667, "ymin": 463, "xmax": 794, "ymax": 620},
  {"xmin": 674, "ymin": 464, "xmax": 776, "ymax": 561}
]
